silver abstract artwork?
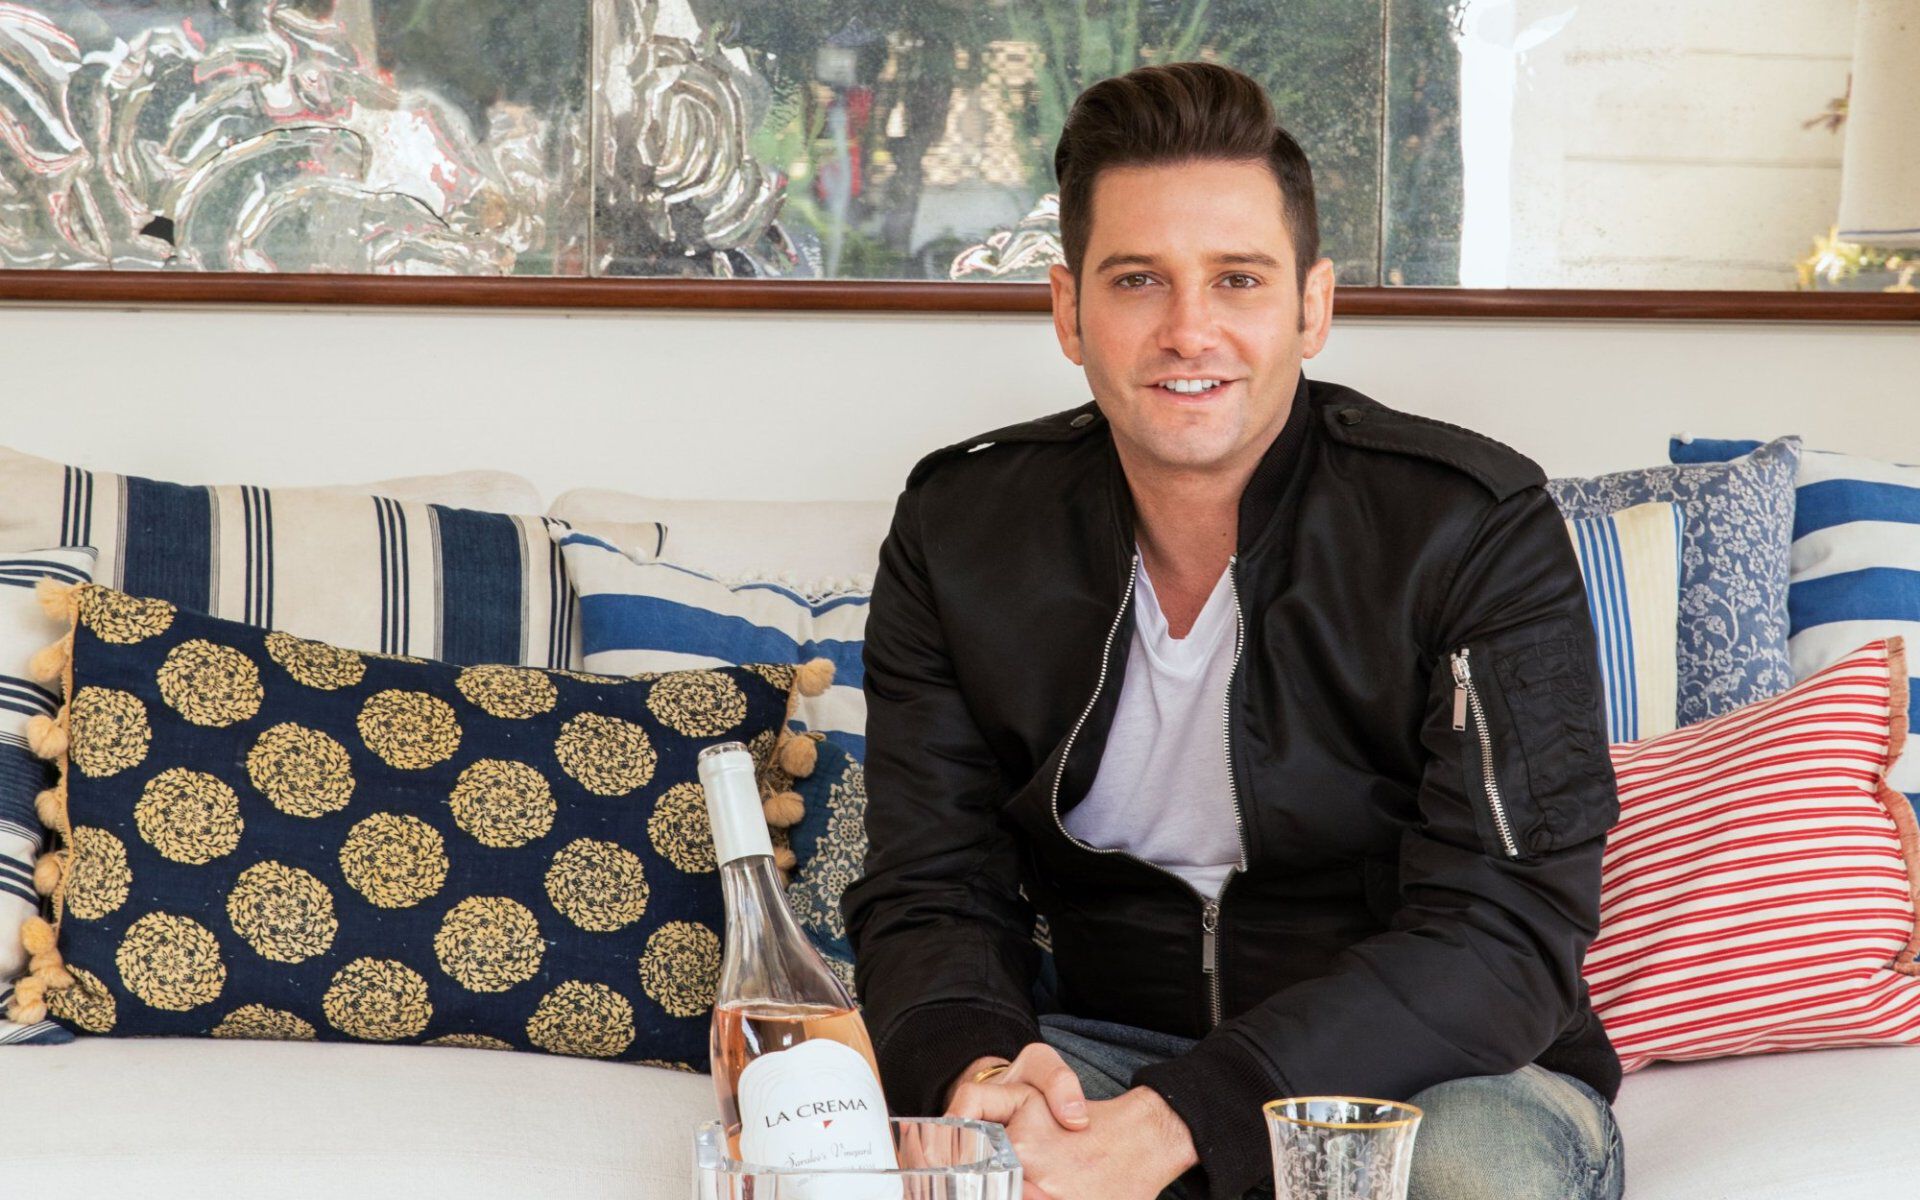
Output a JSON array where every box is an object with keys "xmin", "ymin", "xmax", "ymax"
[
  {"xmin": 0, "ymin": 1, "xmax": 587, "ymax": 272},
  {"xmin": 0, "ymin": 1, "xmax": 1393, "ymax": 285}
]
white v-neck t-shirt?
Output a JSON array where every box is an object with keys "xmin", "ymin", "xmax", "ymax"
[{"xmin": 1063, "ymin": 553, "xmax": 1243, "ymax": 899}]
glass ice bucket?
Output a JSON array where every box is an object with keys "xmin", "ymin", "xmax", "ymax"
[{"xmin": 692, "ymin": 1116, "xmax": 1022, "ymax": 1199}]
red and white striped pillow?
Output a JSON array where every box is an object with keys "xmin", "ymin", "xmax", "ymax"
[{"xmin": 1583, "ymin": 637, "xmax": 1920, "ymax": 1073}]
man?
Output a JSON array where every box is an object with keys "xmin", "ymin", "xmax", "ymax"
[{"xmin": 843, "ymin": 61, "xmax": 1626, "ymax": 1200}]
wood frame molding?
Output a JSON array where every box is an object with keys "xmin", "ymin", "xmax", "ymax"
[{"xmin": 1, "ymin": 271, "xmax": 1915, "ymax": 320}]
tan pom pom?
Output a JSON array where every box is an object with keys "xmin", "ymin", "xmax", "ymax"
[
  {"xmin": 35, "ymin": 577, "xmax": 77, "ymax": 622},
  {"xmin": 28, "ymin": 639, "xmax": 68, "ymax": 684},
  {"xmin": 773, "ymin": 845, "xmax": 797, "ymax": 873},
  {"xmin": 762, "ymin": 790, "xmax": 805, "ymax": 829},
  {"xmin": 35, "ymin": 787, "xmax": 65, "ymax": 829},
  {"xmin": 21, "ymin": 916, "xmax": 56, "ymax": 958},
  {"xmin": 776, "ymin": 731, "xmax": 819, "ymax": 778},
  {"xmin": 32, "ymin": 853, "xmax": 63, "ymax": 896},
  {"xmin": 794, "ymin": 658, "xmax": 835, "ymax": 698},
  {"xmin": 35, "ymin": 963, "xmax": 73, "ymax": 991},
  {"xmin": 12, "ymin": 976, "xmax": 45, "ymax": 1007},
  {"xmin": 26, "ymin": 712, "xmax": 68, "ymax": 759},
  {"xmin": 8, "ymin": 1000, "xmax": 47, "ymax": 1025}
]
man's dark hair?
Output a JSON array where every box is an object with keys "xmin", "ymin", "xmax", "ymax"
[{"xmin": 1053, "ymin": 61, "xmax": 1320, "ymax": 294}]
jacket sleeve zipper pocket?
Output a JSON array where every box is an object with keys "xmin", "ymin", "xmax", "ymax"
[{"xmin": 1450, "ymin": 646, "xmax": 1522, "ymax": 859}]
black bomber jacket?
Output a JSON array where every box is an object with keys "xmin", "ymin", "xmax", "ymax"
[{"xmin": 842, "ymin": 373, "xmax": 1623, "ymax": 1199}]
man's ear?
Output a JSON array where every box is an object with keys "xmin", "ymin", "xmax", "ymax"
[
  {"xmin": 1298, "ymin": 256, "xmax": 1336, "ymax": 359},
  {"xmin": 1049, "ymin": 263, "xmax": 1083, "ymax": 366}
]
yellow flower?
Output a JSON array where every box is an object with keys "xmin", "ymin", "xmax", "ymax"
[
  {"xmin": 426, "ymin": 1033, "xmax": 514, "ymax": 1051},
  {"xmin": 247, "ymin": 724, "xmax": 355, "ymax": 817},
  {"xmin": 136, "ymin": 768, "xmax": 243, "ymax": 864},
  {"xmin": 638, "ymin": 921, "xmax": 721, "ymax": 1019},
  {"xmin": 449, "ymin": 759, "xmax": 555, "ymax": 848},
  {"xmin": 77, "ymin": 587, "xmax": 174, "ymax": 644},
  {"xmin": 46, "ymin": 965, "xmax": 116, "ymax": 1033},
  {"xmin": 265, "ymin": 631, "xmax": 366, "ymax": 690},
  {"xmin": 526, "ymin": 981, "xmax": 635, "ymax": 1058},
  {"xmin": 68, "ymin": 686, "xmax": 151, "ymax": 778},
  {"xmin": 212, "ymin": 1004, "xmax": 316, "ymax": 1041},
  {"xmin": 545, "ymin": 838, "xmax": 649, "ymax": 932},
  {"xmin": 227, "ymin": 861, "xmax": 338, "ymax": 963},
  {"xmin": 647, "ymin": 781, "xmax": 717, "ymax": 874},
  {"xmin": 554, "ymin": 713, "xmax": 656, "ymax": 796},
  {"xmin": 339, "ymin": 813, "xmax": 449, "ymax": 909},
  {"xmin": 156, "ymin": 640, "xmax": 263, "ymax": 727},
  {"xmin": 456, "ymin": 665, "xmax": 558, "ymax": 719},
  {"xmin": 357, "ymin": 689, "xmax": 462, "ymax": 770},
  {"xmin": 434, "ymin": 896, "xmax": 544, "ymax": 993},
  {"xmin": 323, "ymin": 958, "xmax": 432, "ymax": 1041},
  {"xmin": 63, "ymin": 825, "xmax": 131, "ymax": 920},
  {"xmin": 645, "ymin": 671, "xmax": 748, "ymax": 737},
  {"xmin": 116, "ymin": 912, "xmax": 226, "ymax": 1012}
]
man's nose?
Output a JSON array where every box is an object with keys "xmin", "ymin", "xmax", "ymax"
[{"xmin": 1156, "ymin": 285, "xmax": 1221, "ymax": 358}]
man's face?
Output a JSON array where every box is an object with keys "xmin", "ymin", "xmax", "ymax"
[{"xmin": 1049, "ymin": 157, "xmax": 1335, "ymax": 476}]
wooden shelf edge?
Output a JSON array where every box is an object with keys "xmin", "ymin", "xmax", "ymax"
[{"xmin": 0, "ymin": 272, "xmax": 1914, "ymax": 321}]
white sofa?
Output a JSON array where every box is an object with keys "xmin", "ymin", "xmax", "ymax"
[{"xmin": 7, "ymin": 492, "xmax": 1918, "ymax": 1200}]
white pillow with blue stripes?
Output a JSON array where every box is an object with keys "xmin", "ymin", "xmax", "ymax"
[
  {"xmin": 1565, "ymin": 502, "xmax": 1685, "ymax": 744},
  {"xmin": 554, "ymin": 529, "xmax": 869, "ymax": 760},
  {"xmin": 1673, "ymin": 436, "xmax": 1920, "ymax": 810},
  {"xmin": 1, "ymin": 548, "xmax": 94, "ymax": 1046}
]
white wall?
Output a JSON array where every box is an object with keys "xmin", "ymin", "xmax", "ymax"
[
  {"xmin": 2, "ymin": 301, "xmax": 1915, "ymax": 504},
  {"xmin": 1494, "ymin": 0, "xmax": 1855, "ymax": 289}
]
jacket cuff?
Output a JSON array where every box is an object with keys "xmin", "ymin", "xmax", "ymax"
[
  {"xmin": 874, "ymin": 1002, "xmax": 1041, "ymax": 1118},
  {"xmin": 1132, "ymin": 1033, "xmax": 1286, "ymax": 1200}
]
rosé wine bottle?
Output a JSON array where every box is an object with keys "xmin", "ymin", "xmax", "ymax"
[{"xmin": 698, "ymin": 742, "xmax": 899, "ymax": 1198}]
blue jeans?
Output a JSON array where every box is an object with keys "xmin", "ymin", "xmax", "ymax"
[{"xmin": 1037, "ymin": 1013, "xmax": 1625, "ymax": 1200}]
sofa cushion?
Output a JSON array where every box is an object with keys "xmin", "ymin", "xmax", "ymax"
[
  {"xmin": 0, "ymin": 444, "xmax": 620, "ymax": 668},
  {"xmin": 1614, "ymin": 1046, "xmax": 1920, "ymax": 1200},
  {"xmin": 1566, "ymin": 501, "xmax": 1683, "ymax": 743},
  {"xmin": 1671, "ymin": 436, "xmax": 1920, "ymax": 815},
  {"xmin": 547, "ymin": 490, "xmax": 890, "ymax": 596},
  {"xmin": 1584, "ymin": 638, "xmax": 1920, "ymax": 1073},
  {"xmin": 556, "ymin": 528, "xmax": 870, "ymax": 761},
  {"xmin": 20, "ymin": 583, "xmax": 816, "ymax": 1069},
  {"xmin": 0, "ymin": 550, "xmax": 95, "ymax": 1048},
  {"xmin": 1548, "ymin": 437, "xmax": 1801, "ymax": 727},
  {"xmin": 0, "ymin": 1038, "xmax": 715, "ymax": 1199}
]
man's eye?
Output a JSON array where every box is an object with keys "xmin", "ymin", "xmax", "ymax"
[
  {"xmin": 1116, "ymin": 273, "xmax": 1151, "ymax": 288},
  {"xmin": 1225, "ymin": 274, "xmax": 1259, "ymax": 288}
]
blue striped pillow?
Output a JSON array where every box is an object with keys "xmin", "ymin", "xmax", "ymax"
[
  {"xmin": 1671, "ymin": 437, "xmax": 1920, "ymax": 811},
  {"xmin": 1, "ymin": 550, "xmax": 94, "ymax": 1046},
  {"xmin": 1565, "ymin": 503, "xmax": 1685, "ymax": 744},
  {"xmin": 0, "ymin": 446, "xmax": 651, "ymax": 668},
  {"xmin": 555, "ymin": 530, "xmax": 869, "ymax": 760}
]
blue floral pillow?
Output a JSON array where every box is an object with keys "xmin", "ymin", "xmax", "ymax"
[
  {"xmin": 17, "ymin": 583, "xmax": 813, "ymax": 1069},
  {"xmin": 1546, "ymin": 437, "xmax": 1801, "ymax": 727},
  {"xmin": 783, "ymin": 735, "xmax": 863, "ymax": 989}
]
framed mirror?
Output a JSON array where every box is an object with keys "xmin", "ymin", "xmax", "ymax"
[{"xmin": 1, "ymin": 0, "xmax": 1912, "ymax": 318}]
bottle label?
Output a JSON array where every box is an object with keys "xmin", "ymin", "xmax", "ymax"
[{"xmin": 738, "ymin": 1037, "xmax": 900, "ymax": 1200}]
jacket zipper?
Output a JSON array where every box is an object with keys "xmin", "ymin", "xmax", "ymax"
[
  {"xmin": 1449, "ymin": 647, "xmax": 1521, "ymax": 859},
  {"xmin": 1049, "ymin": 551, "xmax": 1251, "ymax": 1031}
]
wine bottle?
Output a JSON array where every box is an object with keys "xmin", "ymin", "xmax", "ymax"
[{"xmin": 699, "ymin": 741, "xmax": 899, "ymax": 1196}]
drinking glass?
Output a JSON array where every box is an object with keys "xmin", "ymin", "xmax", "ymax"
[
  {"xmin": 1263, "ymin": 1096, "xmax": 1423, "ymax": 1200},
  {"xmin": 692, "ymin": 1115, "xmax": 1021, "ymax": 1199}
]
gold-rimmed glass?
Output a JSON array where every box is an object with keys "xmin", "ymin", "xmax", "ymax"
[{"xmin": 1263, "ymin": 1096, "xmax": 1424, "ymax": 1200}]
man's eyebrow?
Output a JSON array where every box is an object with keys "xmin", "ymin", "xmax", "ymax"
[{"xmin": 1093, "ymin": 250, "xmax": 1283, "ymax": 273}]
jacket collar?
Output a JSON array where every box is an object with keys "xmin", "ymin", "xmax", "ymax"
[{"xmin": 1236, "ymin": 371, "xmax": 1313, "ymax": 555}]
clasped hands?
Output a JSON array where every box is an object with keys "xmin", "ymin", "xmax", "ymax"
[{"xmin": 941, "ymin": 1044, "xmax": 1199, "ymax": 1200}]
